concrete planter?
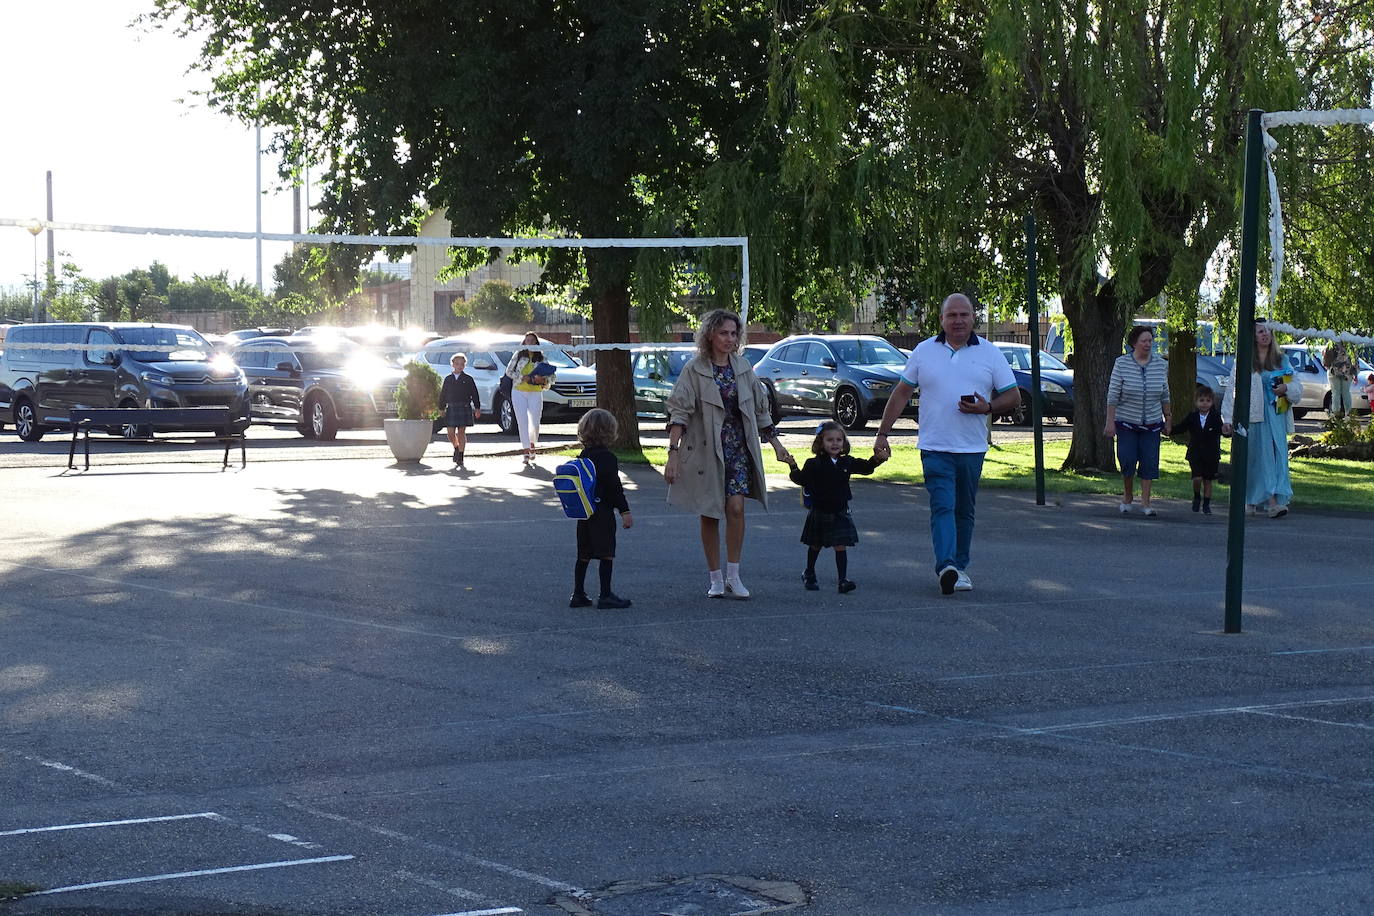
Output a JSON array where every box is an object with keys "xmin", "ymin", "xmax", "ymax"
[{"xmin": 384, "ymin": 418, "xmax": 433, "ymax": 462}]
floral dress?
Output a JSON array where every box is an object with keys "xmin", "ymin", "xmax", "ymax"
[{"xmin": 712, "ymin": 362, "xmax": 753, "ymax": 498}]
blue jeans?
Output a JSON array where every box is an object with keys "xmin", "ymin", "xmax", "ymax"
[{"xmin": 921, "ymin": 450, "xmax": 984, "ymax": 573}]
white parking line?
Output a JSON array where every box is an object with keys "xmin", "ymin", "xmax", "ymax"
[
  {"xmin": 26, "ymin": 855, "xmax": 355, "ymax": 896},
  {"xmin": 428, "ymin": 908, "xmax": 524, "ymax": 916},
  {"xmin": 0, "ymin": 812, "xmax": 215, "ymax": 837},
  {"xmin": 394, "ymin": 869, "xmax": 501, "ymax": 904},
  {"xmin": 1243, "ymin": 709, "xmax": 1374, "ymax": 731},
  {"xmin": 202, "ymin": 813, "xmax": 323, "ymax": 850},
  {"xmin": 1023, "ymin": 694, "xmax": 1374, "ymax": 734},
  {"xmin": 16, "ymin": 753, "xmax": 129, "ymax": 790},
  {"xmin": 287, "ymin": 802, "xmax": 585, "ymax": 896}
]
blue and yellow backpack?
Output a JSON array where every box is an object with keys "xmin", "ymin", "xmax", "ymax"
[{"xmin": 554, "ymin": 457, "xmax": 599, "ymax": 519}]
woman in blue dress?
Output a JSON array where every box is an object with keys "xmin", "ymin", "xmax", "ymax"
[{"xmin": 1222, "ymin": 320, "xmax": 1303, "ymax": 518}]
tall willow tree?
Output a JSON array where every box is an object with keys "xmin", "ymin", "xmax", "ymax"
[
  {"xmin": 772, "ymin": 0, "xmax": 1307, "ymax": 469},
  {"xmin": 150, "ymin": 0, "xmax": 794, "ymax": 448}
]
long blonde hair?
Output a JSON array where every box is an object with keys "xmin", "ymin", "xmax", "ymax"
[
  {"xmin": 1251, "ymin": 321, "xmax": 1284, "ymax": 372},
  {"xmin": 694, "ymin": 309, "xmax": 742, "ymax": 361}
]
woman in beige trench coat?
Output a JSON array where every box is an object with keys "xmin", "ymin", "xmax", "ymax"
[{"xmin": 664, "ymin": 309, "xmax": 793, "ymax": 599}]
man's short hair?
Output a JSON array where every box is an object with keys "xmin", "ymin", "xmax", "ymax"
[{"xmin": 941, "ymin": 293, "xmax": 973, "ymax": 315}]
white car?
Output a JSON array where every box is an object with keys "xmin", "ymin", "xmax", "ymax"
[{"xmin": 412, "ymin": 333, "xmax": 596, "ymax": 434}]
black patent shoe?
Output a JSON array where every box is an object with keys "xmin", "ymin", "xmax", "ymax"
[
  {"xmin": 803, "ymin": 571, "xmax": 819, "ymax": 591},
  {"xmin": 837, "ymin": 579, "xmax": 857, "ymax": 594},
  {"xmin": 569, "ymin": 593, "xmax": 593, "ymax": 608},
  {"xmin": 597, "ymin": 593, "xmax": 632, "ymax": 610}
]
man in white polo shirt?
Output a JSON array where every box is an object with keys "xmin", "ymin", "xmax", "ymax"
[{"xmin": 874, "ymin": 293, "xmax": 1020, "ymax": 595}]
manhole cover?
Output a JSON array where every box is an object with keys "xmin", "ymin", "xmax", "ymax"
[{"xmin": 553, "ymin": 874, "xmax": 808, "ymax": 916}]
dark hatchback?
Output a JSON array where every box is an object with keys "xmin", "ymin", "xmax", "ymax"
[
  {"xmin": 228, "ymin": 336, "xmax": 405, "ymax": 439},
  {"xmin": 754, "ymin": 335, "xmax": 917, "ymax": 430},
  {"xmin": 991, "ymin": 342, "xmax": 1076, "ymax": 425}
]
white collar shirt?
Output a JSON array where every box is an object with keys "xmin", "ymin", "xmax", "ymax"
[{"xmin": 900, "ymin": 334, "xmax": 1018, "ymax": 453}]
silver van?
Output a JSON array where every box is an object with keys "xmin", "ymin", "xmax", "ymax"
[
  {"xmin": 412, "ymin": 333, "xmax": 597, "ymax": 435},
  {"xmin": 0, "ymin": 322, "xmax": 248, "ymax": 441}
]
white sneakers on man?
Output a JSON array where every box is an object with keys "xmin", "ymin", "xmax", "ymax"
[
  {"xmin": 954, "ymin": 570, "xmax": 973, "ymax": 592},
  {"xmin": 707, "ymin": 578, "xmax": 726, "ymax": 598},
  {"xmin": 938, "ymin": 565, "xmax": 959, "ymax": 596}
]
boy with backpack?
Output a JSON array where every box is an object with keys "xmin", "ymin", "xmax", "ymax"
[{"xmin": 564, "ymin": 408, "xmax": 633, "ymax": 609}]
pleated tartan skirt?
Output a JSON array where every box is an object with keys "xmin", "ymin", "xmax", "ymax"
[{"xmin": 800, "ymin": 509, "xmax": 858, "ymax": 548}]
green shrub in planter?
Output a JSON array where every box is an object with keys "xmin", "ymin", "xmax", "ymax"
[{"xmin": 395, "ymin": 359, "xmax": 443, "ymax": 420}]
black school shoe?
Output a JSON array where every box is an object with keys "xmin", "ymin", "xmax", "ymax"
[
  {"xmin": 597, "ymin": 593, "xmax": 632, "ymax": 609},
  {"xmin": 803, "ymin": 571, "xmax": 819, "ymax": 591},
  {"xmin": 569, "ymin": 593, "xmax": 593, "ymax": 608},
  {"xmin": 838, "ymin": 579, "xmax": 857, "ymax": 594},
  {"xmin": 1192, "ymin": 493, "xmax": 1201, "ymax": 512}
]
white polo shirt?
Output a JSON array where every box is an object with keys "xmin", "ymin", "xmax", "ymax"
[{"xmin": 901, "ymin": 334, "xmax": 1017, "ymax": 453}]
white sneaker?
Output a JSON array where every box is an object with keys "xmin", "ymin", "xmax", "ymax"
[
  {"xmin": 1141, "ymin": 506, "xmax": 1157, "ymax": 517},
  {"xmin": 1118, "ymin": 502, "xmax": 1133, "ymax": 514},
  {"xmin": 954, "ymin": 570, "xmax": 973, "ymax": 591},
  {"xmin": 707, "ymin": 578, "xmax": 726, "ymax": 598},
  {"xmin": 938, "ymin": 565, "xmax": 959, "ymax": 595},
  {"xmin": 725, "ymin": 577, "xmax": 751, "ymax": 599}
]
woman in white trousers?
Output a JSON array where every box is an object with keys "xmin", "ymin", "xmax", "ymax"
[{"xmin": 505, "ymin": 332, "xmax": 552, "ymax": 465}]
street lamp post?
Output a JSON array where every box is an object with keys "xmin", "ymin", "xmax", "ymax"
[{"xmin": 26, "ymin": 220, "xmax": 43, "ymax": 323}]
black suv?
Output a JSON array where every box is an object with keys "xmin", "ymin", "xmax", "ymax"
[
  {"xmin": 1, "ymin": 322, "xmax": 248, "ymax": 441},
  {"xmin": 228, "ymin": 336, "xmax": 406, "ymax": 439}
]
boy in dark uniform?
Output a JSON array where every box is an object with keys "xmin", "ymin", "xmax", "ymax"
[{"xmin": 1175, "ymin": 385, "xmax": 1225, "ymax": 514}]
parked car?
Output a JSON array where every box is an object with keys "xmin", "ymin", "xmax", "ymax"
[
  {"xmin": 1279, "ymin": 344, "xmax": 1372, "ymax": 417},
  {"xmin": 341, "ymin": 326, "xmax": 442, "ymax": 367},
  {"xmin": 228, "ymin": 336, "xmax": 406, "ymax": 439},
  {"xmin": 223, "ymin": 327, "xmax": 294, "ymax": 343},
  {"xmin": 743, "ymin": 343, "xmax": 771, "ymax": 366},
  {"xmin": 1, "ymin": 322, "xmax": 248, "ymax": 441},
  {"xmin": 754, "ymin": 334, "xmax": 917, "ymax": 430},
  {"xmin": 630, "ymin": 343, "xmax": 695, "ymax": 418},
  {"xmin": 990, "ymin": 342, "xmax": 1075, "ymax": 425},
  {"xmin": 412, "ymin": 333, "xmax": 597, "ymax": 435}
]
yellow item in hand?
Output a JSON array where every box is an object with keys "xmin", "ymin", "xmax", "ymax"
[{"xmin": 1273, "ymin": 372, "xmax": 1293, "ymax": 414}]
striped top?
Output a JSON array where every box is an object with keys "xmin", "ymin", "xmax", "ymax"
[{"xmin": 1106, "ymin": 353, "xmax": 1170, "ymax": 426}]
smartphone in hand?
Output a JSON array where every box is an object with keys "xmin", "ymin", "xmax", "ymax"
[{"xmin": 960, "ymin": 394, "xmax": 978, "ymax": 404}]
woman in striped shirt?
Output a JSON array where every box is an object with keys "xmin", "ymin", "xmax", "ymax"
[{"xmin": 1104, "ymin": 325, "xmax": 1172, "ymax": 516}]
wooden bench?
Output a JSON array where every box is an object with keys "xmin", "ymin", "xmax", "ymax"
[{"xmin": 67, "ymin": 407, "xmax": 247, "ymax": 470}]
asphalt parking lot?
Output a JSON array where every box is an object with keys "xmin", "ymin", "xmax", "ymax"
[{"xmin": 2, "ymin": 416, "xmax": 1372, "ymax": 915}]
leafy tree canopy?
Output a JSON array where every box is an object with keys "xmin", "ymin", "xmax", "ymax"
[
  {"xmin": 147, "ymin": 0, "xmax": 829, "ymax": 446},
  {"xmin": 768, "ymin": 0, "xmax": 1373, "ymax": 469},
  {"xmin": 457, "ymin": 279, "xmax": 534, "ymax": 331}
]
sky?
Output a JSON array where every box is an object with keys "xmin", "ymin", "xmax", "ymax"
[{"xmin": 0, "ymin": 1, "xmax": 300, "ymax": 295}]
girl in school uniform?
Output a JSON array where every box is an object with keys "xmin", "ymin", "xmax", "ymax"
[{"xmin": 784, "ymin": 421, "xmax": 886, "ymax": 593}]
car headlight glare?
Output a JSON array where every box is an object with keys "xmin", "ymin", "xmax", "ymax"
[
  {"xmin": 1040, "ymin": 380, "xmax": 1066, "ymax": 394},
  {"xmin": 139, "ymin": 370, "xmax": 174, "ymax": 387},
  {"xmin": 860, "ymin": 378, "xmax": 893, "ymax": 391}
]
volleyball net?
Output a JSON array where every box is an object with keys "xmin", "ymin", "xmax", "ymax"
[{"xmin": 0, "ymin": 216, "xmax": 751, "ymax": 354}]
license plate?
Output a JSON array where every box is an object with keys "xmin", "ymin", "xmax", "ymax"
[{"xmin": 570, "ymin": 398, "xmax": 596, "ymax": 408}]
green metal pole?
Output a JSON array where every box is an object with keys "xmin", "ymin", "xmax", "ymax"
[
  {"xmin": 1224, "ymin": 109, "xmax": 1264, "ymax": 634},
  {"xmin": 1026, "ymin": 211, "xmax": 1044, "ymax": 505}
]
